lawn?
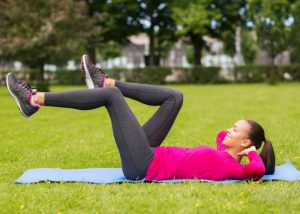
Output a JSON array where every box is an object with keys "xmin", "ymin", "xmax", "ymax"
[{"xmin": 1, "ymin": 83, "xmax": 300, "ymax": 213}]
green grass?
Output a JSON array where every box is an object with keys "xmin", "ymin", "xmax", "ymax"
[{"xmin": 1, "ymin": 83, "xmax": 300, "ymax": 213}]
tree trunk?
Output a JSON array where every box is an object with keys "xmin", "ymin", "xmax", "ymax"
[
  {"xmin": 269, "ymin": 55, "xmax": 277, "ymax": 84},
  {"xmin": 157, "ymin": 37, "xmax": 162, "ymax": 66},
  {"xmin": 148, "ymin": 24, "xmax": 155, "ymax": 66},
  {"xmin": 36, "ymin": 64, "xmax": 49, "ymax": 92},
  {"xmin": 87, "ymin": 45, "xmax": 96, "ymax": 65},
  {"xmin": 86, "ymin": 3, "xmax": 97, "ymax": 65},
  {"xmin": 269, "ymin": 41, "xmax": 277, "ymax": 85},
  {"xmin": 191, "ymin": 35, "xmax": 204, "ymax": 66},
  {"xmin": 193, "ymin": 43, "xmax": 202, "ymax": 66}
]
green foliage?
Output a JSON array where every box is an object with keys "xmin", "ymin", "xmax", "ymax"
[
  {"xmin": 290, "ymin": 1, "xmax": 300, "ymax": 63},
  {"xmin": 99, "ymin": 0, "xmax": 141, "ymax": 45},
  {"xmin": 0, "ymin": 0, "xmax": 92, "ymax": 67},
  {"xmin": 86, "ymin": 0, "xmax": 140, "ymax": 46},
  {"xmin": 241, "ymin": 30, "xmax": 259, "ymax": 64},
  {"xmin": 173, "ymin": 1, "xmax": 212, "ymax": 36},
  {"xmin": 234, "ymin": 64, "xmax": 300, "ymax": 82},
  {"xmin": 234, "ymin": 65, "xmax": 274, "ymax": 82},
  {"xmin": 278, "ymin": 64, "xmax": 300, "ymax": 80},
  {"xmin": 183, "ymin": 67, "xmax": 221, "ymax": 83},
  {"xmin": 136, "ymin": 0, "xmax": 178, "ymax": 65},
  {"xmin": 185, "ymin": 45, "xmax": 195, "ymax": 65},
  {"xmin": 248, "ymin": 0, "xmax": 291, "ymax": 63},
  {"xmin": 172, "ymin": 0, "xmax": 245, "ymax": 65},
  {"xmin": 56, "ymin": 71, "xmax": 85, "ymax": 85},
  {"xmin": 0, "ymin": 0, "xmax": 94, "ymax": 90},
  {"xmin": 104, "ymin": 66, "xmax": 222, "ymax": 84},
  {"xmin": 1, "ymin": 84, "xmax": 300, "ymax": 212},
  {"xmin": 222, "ymin": 30, "xmax": 236, "ymax": 57},
  {"xmin": 127, "ymin": 67, "xmax": 172, "ymax": 84},
  {"xmin": 108, "ymin": 68, "xmax": 127, "ymax": 80},
  {"xmin": 87, "ymin": 0, "xmax": 178, "ymax": 66},
  {"xmin": 3, "ymin": 64, "xmax": 300, "ymax": 87},
  {"xmin": 97, "ymin": 42, "xmax": 123, "ymax": 60},
  {"xmin": 28, "ymin": 70, "xmax": 50, "ymax": 91}
]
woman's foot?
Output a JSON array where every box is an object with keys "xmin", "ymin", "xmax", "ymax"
[
  {"xmin": 6, "ymin": 73, "xmax": 40, "ymax": 118},
  {"xmin": 81, "ymin": 54, "xmax": 109, "ymax": 89}
]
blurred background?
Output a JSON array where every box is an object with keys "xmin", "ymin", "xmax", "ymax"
[{"xmin": 0, "ymin": 0, "xmax": 299, "ymax": 91}]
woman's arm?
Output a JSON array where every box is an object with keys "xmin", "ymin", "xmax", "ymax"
[
  {"xmin": 216, "ymin": 130, "xmax": 227, "ymax": 151},
  {"xmin": 232, "ymin": 147, "xmax": 266, "ymax": 180}
]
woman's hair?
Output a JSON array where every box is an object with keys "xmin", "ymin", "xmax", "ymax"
[{"xmin": 245, "ymin": 120, "xmax": 276, "ymax": 174}]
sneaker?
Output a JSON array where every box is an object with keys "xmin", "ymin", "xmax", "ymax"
[
  {"xmin": 81, "ymin": 54, "xmax": 108, "ymax": 89},
  {"xmin": 6, "ymin": 73, "xmax": 40, "ymax": 118}
]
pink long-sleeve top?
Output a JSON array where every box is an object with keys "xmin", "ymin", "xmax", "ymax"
[{"xmin": 145, "ymin": 130, "xmax": 265, "ymax": 181}]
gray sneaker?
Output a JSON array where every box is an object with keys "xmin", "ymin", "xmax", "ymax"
[
  {"xmin": 81, "ymin": 54, "xmax": 108, "ymax": 89},
  {"xmin": 6, "ymin": 73, "xmax": 40, "ymax": 118}
]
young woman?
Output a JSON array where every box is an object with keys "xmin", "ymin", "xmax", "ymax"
[{"xmin": 6, "ymin": 54, "xmax": 275, "ymax": 181}]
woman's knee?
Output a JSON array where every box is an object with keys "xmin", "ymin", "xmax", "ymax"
[
  {"xmin": 108, "ymin": 86, "xmax": 122, "ymax": 95},
  {"xmin": 170, "ymin": 90, "xmax": 183, "ymax": 107},
  {"xmin": 104, "ymin": 87, "xmax": 124, "ymax": 106},
  {"xmin": 106, "ymin": 86, "xmax": 123, "ymax": 99}
]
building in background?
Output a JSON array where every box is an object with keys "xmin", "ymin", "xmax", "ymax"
[
  {"xmin": 0, "ymin": 33, "xmax": 292, "ymax": 75},
  {"xmin": 101, "ymin": 33, "xmax": 189, "ymax": 69}
]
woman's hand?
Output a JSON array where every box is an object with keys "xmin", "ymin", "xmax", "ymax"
[{"xmin": 237, "ymin": 146, "xmax": 256, "ymax": 156}]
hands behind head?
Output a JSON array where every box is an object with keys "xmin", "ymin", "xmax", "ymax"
[{"xmin": 237, "ymin": 146, "xmax": 256, "ymax": 156}]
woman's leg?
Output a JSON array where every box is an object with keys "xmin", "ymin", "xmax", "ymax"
[
  {"xmin": 114, "ymin": 81, "xmax": 183, "ymax": 147},
  {"xmin": 39, "ymin": 87, "xmax": 154, "ymax": 180},
  {"xmin": 80, "ymin": 55, "xmax": 183, "ymax": 147}
]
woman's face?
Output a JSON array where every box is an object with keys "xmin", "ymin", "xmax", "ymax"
[{"xmin": 222, "ymin": 120, "xmax": 251, "ymax": 149}]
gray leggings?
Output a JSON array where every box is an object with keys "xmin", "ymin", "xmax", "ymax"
[{"xmin": 44, "ymin": 81, "xmax": 183, "ymax": 180}]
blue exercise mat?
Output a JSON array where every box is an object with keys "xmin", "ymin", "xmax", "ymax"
[{"xmin": 15, "ymin": 162, "xmax": 300, "ymax": 184}]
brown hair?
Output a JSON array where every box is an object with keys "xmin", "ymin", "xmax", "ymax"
[{"xmin": 245, "ymin": 120, "xmax": 275, "ymax": 174}]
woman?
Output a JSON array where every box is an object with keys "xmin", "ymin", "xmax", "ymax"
[{"xmin": 6, "ymin": 54, "xmax": 275, "ymax": 181}]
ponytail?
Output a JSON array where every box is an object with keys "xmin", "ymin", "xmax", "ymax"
[{"xmin": 259, "ymin": 139, "xmax": 275, "ymax": 174}]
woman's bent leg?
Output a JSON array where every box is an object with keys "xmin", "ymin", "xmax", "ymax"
[
  {"xmin": 115, "ymin": 81, "xmax": 183, "ymax": 147},
  {"xmin": 44, "ymin": 87, "xmax": 154, "ymax": 180}
]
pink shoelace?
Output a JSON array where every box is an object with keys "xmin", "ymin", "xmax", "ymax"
[{"xmin": 18, "ymin": 82, "xmax": 40, "ymax": 108}]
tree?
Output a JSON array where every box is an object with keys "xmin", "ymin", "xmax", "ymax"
[
  {"xmin": 173, "ymin": 0, "xmax": 245, "ymax": 65},
  {"xmin": 135, "ymin": 0, "xmax": 177, "ymax": 66},
  {"xmin": 83, "ymin": 0, "xmax": 177, "ymax": 66},
  {"xmin": 84, "ymin": 0, "xmax": 140, "ymax": 64},
  {"xmin": 248, "ymin": 0, "xmax": 292, "ymax": 82},
  {"xmin": 241, "ymin": 30, "xmax": 259, "ymax": 64},
  {"xmin": 248, "ymin": 0, "xmax": 291, "ymax": 65},
  {"xmin": 0, "ymin": 0, "xmax": 93, "ymax": 91},
  {"xmin": 83, "ymin": 0, "xmax": 107, "ymax": 64},
  {"xmin": 290, "ymin": 1, "xmax": 300, "ymax": 63}
]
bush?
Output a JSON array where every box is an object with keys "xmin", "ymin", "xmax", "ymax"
[
  {"xmin": 107, "ymin": 68, "xmax": 127, "ymax": 80},
  {"xmin": 126, "ymin": 67, "xmax": 172, "ymax": 84},
  {"xmin": 0, "ymin": 70, "xmax": 31, "ymax": 80},
  {"xmin": 54, "ymin": 67, "xmax": 172, "ymax": 85},
  {"xmin": 1, "ymin": 64, "xmax": 299, "ymax": 87},
  {"xmin": 56, "ymin": 70, "xmax": 84, "ymax": 85},
  {"xmin": 278, "ymin": 64, "xmax": 300, "ymax": 81},
  {"xmin": 114, "ymin": 66, "xmax": 222, "ymax": 84},
  {"xmin": 234, "ymin": 64, "xmax": 300, "ymax": 82},
  {"xmin": 234, "ymin": 65, "xmax": 273, "ymax": 82},
  {"xmin": 184, "ymin": 66, "xmax": 221, "ymax": 83}
]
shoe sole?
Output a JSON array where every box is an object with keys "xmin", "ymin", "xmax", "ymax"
[
  {"xmin": 81, "ymin": 54, "xmax": 95, "ymax": 89},
  {"xmin": 6, "ymin": 73, "xmax": 29, "ymax": 118}
]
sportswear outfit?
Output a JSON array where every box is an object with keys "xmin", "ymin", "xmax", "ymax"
[
  {"xmin": 145, "ymin": 131, "xmax": 265, "ymax": 180},
  {"xmin": 44, "ymin": 81, "xmax": 265, "ymax": 181}
]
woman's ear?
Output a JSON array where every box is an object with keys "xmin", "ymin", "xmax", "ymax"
[{"xmin": 240, "ymin": 139, "xmax": 251, "ymax": 148}]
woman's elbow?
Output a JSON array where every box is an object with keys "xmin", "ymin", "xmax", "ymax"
[{"xmin": 253, "ymin": 164, "xmax": 266, "ymax": 179}]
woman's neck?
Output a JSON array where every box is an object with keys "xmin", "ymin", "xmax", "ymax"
[{"xmin": 225, "ymin": 148, "xmax": 242, "ymax": 162}]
